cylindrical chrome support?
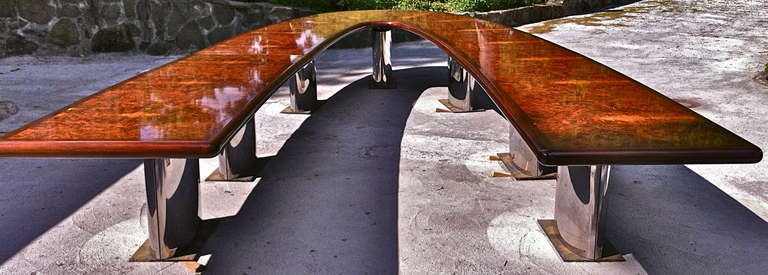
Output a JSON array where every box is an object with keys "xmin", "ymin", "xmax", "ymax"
[
  {"xmin": 217, "ymin": 117, "xmax": 259, "ymax": 180},
  {"xmin": 143, "ymin": 158, "xmax": 201, "ymax": 259},
  {"xmin": 554, "ymin": 165, "xmax": 611, "ymax": 259},
  {"xmin": 448, "ymin": 57, "xmax": 474, "ymax": 111},
  {"xmin": 507, "ymin": 125, "xmax": 556, "ymax": 177},
  {"xmin": 288, "ymin": 57, "xmax": 318, "ymax": 112},
  {"xmin": 370, "ymin": 26, "xmax": 395, "ymax": 89},
  {"xmin": 446, "ymin": 57, "xmax": 495, "ymax": 112}
]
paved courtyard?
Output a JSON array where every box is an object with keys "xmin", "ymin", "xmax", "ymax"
[{"xmin": 0, "ymin": 0, "xmax": 766, "ymax": 274}]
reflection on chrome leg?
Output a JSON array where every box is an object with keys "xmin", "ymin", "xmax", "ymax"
[
  {"xmin": 448, "ymin": 57, "xmax": 473, "ymax": 111},
  {"xmin": 439, "ymin": 57, "xmax": 488, "ymax": 113},
  {"xmin": 370, "ymin": 26, "xmax": 395, "ymax": 89},
  {"xmin": 211, "ymin": 117, "xmax": 260, "ymax": 181},
  {"xmin": 538, "ymin": 165, "xmax": 624, "ymax": 262},
  {"xmin": 492, "ymin": 124, "xmax": 556, "ymax": 180},
  {"xmin": 143, "ymin": 158, "xmax": 201, "ymax": 259},
  {"xmin": 286, "ymin": 57, "xmax": 318, "ymax": 113}
]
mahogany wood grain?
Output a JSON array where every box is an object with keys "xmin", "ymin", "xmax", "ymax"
[{"xmin": 0, "ymin": 10, "xmax": 761, "ymax": 165}]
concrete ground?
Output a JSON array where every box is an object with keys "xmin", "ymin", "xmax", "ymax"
[{"xmin": 1, "ymin": 0, "xmax": 766, "ymax": 274}]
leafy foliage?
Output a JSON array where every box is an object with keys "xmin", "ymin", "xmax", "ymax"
[
  {"xmin": 260, "ymin": 0, "xmax": 339, "ymax": 12},
  {"xmin": 394, "ymin": 0, "xmax": 546, "ymax": 12},
  {"xmin": 260, "ymin": 0, "xmax": 546, "ymax": 12}
]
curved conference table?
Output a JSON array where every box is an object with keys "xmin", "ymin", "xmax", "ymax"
[{"xmin": 0, "ymin": 10, "xmax": 761, "ymax": 263}]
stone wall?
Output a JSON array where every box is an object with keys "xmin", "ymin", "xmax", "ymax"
[
  {"xmin": 0, "ymin": 0, "xmax": 315, "ymax": 57},
  {"xmin": 0, "ymin": 0, "xmax": 637, "ymax": 57}
]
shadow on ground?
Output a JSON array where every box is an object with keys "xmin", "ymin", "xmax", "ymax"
[
  {"xmin": 200, "ymin": 66, "xmax": 448, "ymax": 273},
  {"xmin": 0, "ymin": 159, "xmax": 140, "ymax": 263},
  {"xmin": 608, "ymin": 165, "xmax": 768, "ymax": 274}
]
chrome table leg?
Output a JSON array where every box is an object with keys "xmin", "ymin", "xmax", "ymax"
[
  {"xmin": 283, "ymin": 57, "xmax": 319, "ymax": 114},
  {"xmin": 207, "ymin": 117, "xmax": 265, "ymax": 181},
  {"xmin": 538, "ymin": 165, "xmax": 624, "ymax": 261},
  {"xmin": 142, "ymin": 158, "xmax": 201, "ymax": 260},
  {"xmin": 438, "ymin": 58, "xmax": 492, "ymax": 113},
  {"xmin": 492, "ymin": 124, "xmax": 556, "ymax": 179},
  {"xmin": 444, "ymin": 57, "xmax": 476, "ymax": 112},
  {"xmin": 370, "ymin": 26, "xmax": 396, "ymax": 89}
]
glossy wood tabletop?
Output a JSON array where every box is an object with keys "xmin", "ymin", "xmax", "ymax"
[{"xmin": 0, "ymin": 10, "xmax": 761, "ymax": 164}]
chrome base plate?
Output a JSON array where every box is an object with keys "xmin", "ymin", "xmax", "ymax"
[
  {"xmin": 491, "ymin": 153, "xmax": 556, "ymax": 180},
  {"xmin": 280, "ymin": 100, "xmax": 326, "ymax": 114},
  {"xmin": 204, "ymin": 156, "xmax": 272, "ymax": 182},
  {"xmin": 130, "ymin": 220, "xmax": 220, "ymax": 271},
  {"xmin": 436, "ymin": 99, "xmax": 484, "ymax": 113},
  {"xmin": 130, "ymin": 241, "xmax": 204, "ymax": 272},
  {"xmin": 130, "ymin": 240, "xmax": 199, "ymax": 262},
  {"xmin": 281, "ymin": 106, "xmax": 313, "ymax": 114},
  {"xmin": 205, "ymin": 169, "xmax": 257, "ymax": 182},
  {"xmin": 537, "ymin": 219, "xmax": 625, "ymax": 262}
]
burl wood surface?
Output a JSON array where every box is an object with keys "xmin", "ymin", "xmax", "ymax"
[{"xmin": 0, "ymin": 10, "xmax": 761, "ymax": 164}]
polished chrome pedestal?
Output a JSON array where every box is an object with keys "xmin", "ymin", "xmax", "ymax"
[
  {"xmin": 139, "ymin": 158, "xmax": 202, "ymax": 260},
  {"xmin": 282, "ymin": 57, "xmax": 320, "ymax": 114},
  {"xmin": 539, "ymin": 165, "xmax": 624, "ymax": 262},
  {"xmin": 438, "ymin": 58, "xmax": 487, "ymax": 113},
  {"xmin": 370, "ymin": 27, "xmax": 396, "ymax": 89},
  {"xmin": 135, "ymin": 121, "xmax": 263, "ymax": 265},
  {"xmin": 132, "ymin": 159, "xmax": 214, "ymax": 270},
  {"xmin": 492, "ymin": 125, "xmax": 556, "ymax": 179},
  {"xmin": 207, "ymin": 117, "xmax": 267, "ymax": 181}
]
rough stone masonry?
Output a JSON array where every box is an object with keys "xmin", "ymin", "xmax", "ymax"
[
  {"xmin": 0, "ymin": 0, "xmax": 636, "ymax": 58},
  {"xmin": 0, "ymin": 0, "xmax": 315, "ymax": 57}
]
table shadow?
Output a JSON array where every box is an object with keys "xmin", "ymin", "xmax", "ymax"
[
  {"xmin": 200, "ymin": 66, "xmax": 448, "ymax": 274},
  {"xmin": 0, "ymin": 159, "xmax": 141, "ymax": 263},
  {"xmin": 607, "ymin": 165, "xmax": 768, "ymax": 274}
]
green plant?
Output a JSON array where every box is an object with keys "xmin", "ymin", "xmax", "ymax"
[
  {"xmin": 394, "ymin": 0, "xmax": 448, "ymax": 11},
  {"xmin": 474, "ymin": 0, "xmax": 546, "ymax": 11},
  {"xmin": 764, "ymin": 63, "xmax": 768, "ymax": 81},
  {"xmin": 262, "ymin": 0, "xmax": 546, "ymax": 12},
  {"xmin": 261, "ymin": 0, "xmax": 340, "ymax": 12},
  {"xmin": 391, "ymin": 0, "xmax": 546, "ymax": 12},
  {"xmin": 340, "ymin": 0, "xmax": 398, "ymax": 10}
]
